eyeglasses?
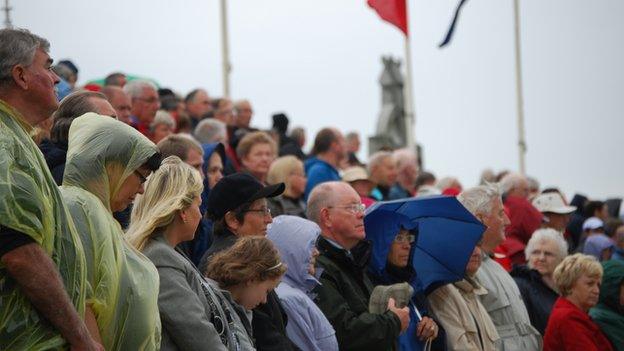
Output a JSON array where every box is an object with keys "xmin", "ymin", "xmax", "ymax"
[
  {"xmin": 328, "ymin": 203, "xmax": 366, "ymax": 214},
  {"xmin": 134, "ymin": 170, "xmax": 148, "ymax": 184},
  {"xmin": 244, "ymin": 207, "xmax": 271, "ymax": 216},
  {"xmin": 394, "ymin": 234, "xmax": 415, "ymax": 243}
]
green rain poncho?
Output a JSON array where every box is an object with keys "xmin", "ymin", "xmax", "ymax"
[
  {"xmin": 0, "ymin": 100, "xmax": 88, "ymax": 350},
  {"xmin": 590, "ymin": 260, "xmax": 624, "ymax": 351},
  {"xmin": 60, "ymin": 113, "xmax": 161, "ymax": 350}
]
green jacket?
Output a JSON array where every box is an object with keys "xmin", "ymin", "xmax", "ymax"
[
  {"xmin": 0, "ymin": 100, "xmax": 87, "ymax": 350},
  {"xmin": 589, "ymin": 260, "xmax": 624, "ymax": 351},
  {"xmin": 314, "ymin": 237, "xmax": 401, "ymax": 351}
]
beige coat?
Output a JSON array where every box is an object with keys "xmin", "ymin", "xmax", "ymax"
[{"xmin": 429, "ymin": 278, "xmax": 500, "ymax": 351}]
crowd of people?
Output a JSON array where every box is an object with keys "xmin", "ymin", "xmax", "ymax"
[{"xmin": 1, "ymin": 27, "xmax": 623, "ymax": 351}]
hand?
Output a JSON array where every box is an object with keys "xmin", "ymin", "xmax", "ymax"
[
  {"xmin": 416, "ymin": 316, "xmax": 438, "ymax": 341},
  {"xmin": 70, "ymin": 339, "xmax": 104, "ymax": 351},
  {"xmin": 387, "ymin": 297, "xmax": 410, "ymax": 334}
]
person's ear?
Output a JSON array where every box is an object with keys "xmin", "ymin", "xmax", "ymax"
[
  {"xmin": 320, "ymin": 208, "xmax": 331, "ymax": 228},
  {"xmin": 224, "ymin": 211, "xmax": 239, "ymax": 230},
  {"xmin": 179, "ymin": 209, "xmax": 188, "ymax": 224},
  {"xmin": 11, "ymin": 65, "xmax": 28, "ymax": 90}
]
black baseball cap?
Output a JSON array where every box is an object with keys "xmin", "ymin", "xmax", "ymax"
[{"xmin": 206, "ymin": 172, "xmax": 285, "ymax": 220}]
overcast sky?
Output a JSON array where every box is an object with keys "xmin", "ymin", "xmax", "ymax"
[{"xmin": 14, "ymin": 0, "xmax": 623, "ymax": 200}]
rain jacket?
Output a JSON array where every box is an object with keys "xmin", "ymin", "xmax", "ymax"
[
  {"xmin": 510, "ymin": 265, "xmax": 559, "ymax": 335},
  {"xmin": 365, "ymin": 217, "xmax": 446, "ymax": 351},
  {"xmin": 0, "ymin": 100, "xmax": 88, "ymax": 350},
  {"xmin": 303, "ymin": 157, "xmax": 340, "ymax": 201},
  {"xmin": 267, "ymin": 216, "xmax": 339, "ymax": 351},
  {"xmin": 543, "ymin": 297, "xmax": 614, "ymax": 351},
  {"xmin": 60, "ymin": 113, "xmax": 161, "ymax": 350},
  {"xmin": 475, "ymin": 254, "xmax": 542, "ymax": 351},
  {"xmin": 429, "ymin": 278, "xmax": 500, "ymax": 351},
  {"xmin": 179, "ymin": 142, "xmax": 226, "ymax": 266},
  {"xmin": 314, "ymin": 236, "xmax": 402, "ymax": 351},
  {"xmin": 589, "ymin": 260, "xmax": 624, "ymax": 350}
]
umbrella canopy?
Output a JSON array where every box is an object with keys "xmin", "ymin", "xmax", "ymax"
[
  {"xmin": 85, "ymin": 74, "xmax": 160, "ymax": 88},
  {"xmin": 364, "ymin": 195, "xmax": 485, "ymax": 294}
]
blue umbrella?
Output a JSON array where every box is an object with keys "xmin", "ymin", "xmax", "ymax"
[{"xmin": 364, "ymin": 195, "xmax": 485, "ymax": 294}]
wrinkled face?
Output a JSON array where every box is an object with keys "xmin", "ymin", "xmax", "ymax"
[
  {"xmin": 466, "ymin": 246, "xmax": 482, "ymax": 276},
  {"xmin": 478, "ymin": 198, "xmax": 510, "ymax": 252},
  {"xmin": 111, "ymin": 166, "xmax": 151, "ymax": 212},
  {"xmin": 236, "ymin": 277, "xmax": 281, "ymax": 310},
  {"xmin": 133, "ymin": 87, "xmax": 160, "ymax": 123},
  {"xmin": 528, "ymin": 239, "xmax": 562, "ymax": 276},
  {"xmin": 206, "ymin": 152, "xmax": 224, "ymax": 189},
  {"xmin": 215, "ymin": 99, "xmax": 234, "ymax": 126},
  {"xmin": 109, "ymin": 90, "xmax": 132, "ymax": 124},
  {"xmin": 187, "ymin": 90, "xmax": 211, "ymax": 118},
  {"xmin": 325, "ymin": 185, "xmax": 365, "ymax": 249},
  {"xmin": 242, "ymin": 143, "xmax": 275, "ymax": 181},
  {"xmin": 235, "ymin": 101, "xmax": 253, "ymax": 128},
  {"xmin": 186, "ymin": 148, "xmax": 204, "ymax": 178},
  {"xmin": 151, "ymin": 123, "xmax": 173, "ymax": 144},
  {"xmin": 23, "ymin": 49, "xmax": 60, "ymax": 123},
  {"xmin": 180, "ymin": 195, "xmax": 202, "ymax": 241},
  {"xmin": 235, "ymin": 198, "xmax": 273, "ymax": 236},
  {"xmin": 568, "ymin": 274, "xmax": 601, "ymax": 312},
  {"xmin": 374, "ymin": 156, "xmax": 398, "ymax": 187},
  {"xmin": 288, "ymin": 164, "xmax": 306, "ymax": 198},
  {"xmin": 387, "ymin": 229, "xmax": 412, "ymax": 268},
  {"xmin": 308, "ymin": 246, "xmax": 320, "ymax": 275},
  {"xmin": 90, "ymin": 97, "xmax": 117, "ymax": 118}
]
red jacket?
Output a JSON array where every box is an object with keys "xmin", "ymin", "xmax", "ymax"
[
  {"xmin": 503, "ymin": 195, "xmax": 542, "ymax": 264},
  {"xmin": 544, "ymin": 297, "xmax": 614, "ymax": 351}
]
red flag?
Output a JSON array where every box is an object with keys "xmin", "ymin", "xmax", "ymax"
[{"xmin": 367, "ymin": 0, "xmax": 408, "ymax": 36}]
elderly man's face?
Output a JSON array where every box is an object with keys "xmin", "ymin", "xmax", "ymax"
[
  {"xmin": 109, "ymin": 90, "xmax": 132, "ymax": 124},
  {"xmin": 24, "ymin": 49, "xmax": 60, "ymax": 123},
  {"xmin": 215, "ymin": 99, "xmax": 234, "ymax": 126},
  {"xmin": 325, "ymin": 184, "xmax": 365, "ymax": 249},
  {"xmin": 478, "ymin": 197, "xmax": 510, "ymax": 252},
  {"xmin": 133, "ymin": 87, "xmax": 160, "ymax": 123},
  {"xmin": 235, "ymin": 101, "xmax": 253, "ymax": 128},
  {"xmin": 187, "ymin": 90, "xmax": 211, "ymax": 119}
]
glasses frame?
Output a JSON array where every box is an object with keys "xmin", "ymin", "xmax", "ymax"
[{"xmin": 327, "ymin": 203, "xmax": 366, "ymax": 214}]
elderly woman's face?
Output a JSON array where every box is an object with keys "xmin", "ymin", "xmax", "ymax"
[
  {"xmin": 387, "ymin": 229, "xmax": 413, "ymax": 268},
  {"xmin": 528, "ymin": 239, "xmax": 562, "ymax": 277},
  {"xmin": 152, "ymin": 124, "xmax": 173, "ymax": 144},
  {"xmin": 568, "ymin": 274, "xmax": 601, "ymax": 312},
  {"xmin": 242, "ymin": 143, "xmax": 275, "ymax": 181}
]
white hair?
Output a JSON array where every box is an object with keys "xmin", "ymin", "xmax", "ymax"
[
  {"xmin": 123, "ymin": 79, "xmax": 157, "ymax": 99},
  {"xmin": 436, "ymin": 176, "xmax": 459, "ymax": 191},
  {"xmin": 499, "ymin": 172, "xmax": 526, "ymax": 195},
  {"xmin": 0, "ymin": 29, "xmax": 50, "ymax": 87},
  {"xmin": 367, "ymin": 151, "xmax": 394, "ymax": 173},
  {"xmin": 151, "ymin": 110, "xmax": 176, "ymax": 129},
  {"xmin": 393, "ymin": 148, "xmax": 418, "ymax": 171},
  {"xmin": 457, "ymin": 184, "xmax": 502, "ymax": 216},
  {"xmin": 194, "ymin": 118, "xmax": 227, "ymax": 144},
  {"xmin": 525, "ymin": 228, "xmax": 569, "ymax": 266}
]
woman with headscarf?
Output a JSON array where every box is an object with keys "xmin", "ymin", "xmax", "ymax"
[
  {"xmin": 267, "ymin": 215, "xmax": 338, "ymax": 351},
  {"xmin": 365, "ymin": 214, "xmax": 443, "ymax": 350},
  {"xmin": 127, "ymin": 156, "xmax": 241, "ymax": 350},
  {"xmin": 60, "ymin": 113, "xmax": 162, "ymax": 350}
]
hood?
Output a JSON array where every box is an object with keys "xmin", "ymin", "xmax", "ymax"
[
  {"xmin": 364, "ymin": 210, "xmax": 416, "ymax": 279},
  {"xmin": 598, "ymin": 260, "xmax": 624, "ymax": 312},
  {"xmin": 200, "ymin": 142, "xmax": 226, "ymax": 214},
  {"xmin": 583, "ymin": 234, "xmax": 615, "ymax": 261},
  {"xmin": 267, "ymin": 215, "xmax": 322, "ymax": 294},
  {"xmin": 63, "ymin": 113, "xmax": 158, "ymax": 211}
]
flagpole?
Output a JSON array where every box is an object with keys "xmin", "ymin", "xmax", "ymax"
[
  {"xmin": 220, "ymin": 0, "xmax": 231, "ymax": 98},
  {"xmin": 403, "ymin": 1, "xmax": 416, "ymax": 149},
  {"xmin": 512, "ymin": 0, "xmax": 526, "ymax": 174}
]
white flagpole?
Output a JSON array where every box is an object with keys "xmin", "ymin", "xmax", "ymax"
[
  {"xmin": 220, "ymin": 0, "xmax": 231, "ymax": 98},
  {"xmin": 403, "ymin": 0, "xmax": 416, "ymax": 149},
  {"xmin": 512, "ymin": 0, "xmax": 526, "ymax": 174}
]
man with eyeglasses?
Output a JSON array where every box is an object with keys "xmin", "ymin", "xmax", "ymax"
[
  {"xmin": 307, "ymin": 181, "xmax": 410, "ymax": 351},
  {"xmin": 199, "ymin": 173, "xmax": 302, "ymax": 351},
  {"xmin": 123, "ymin": 79, "xmax": 160, "ymax": 136}
]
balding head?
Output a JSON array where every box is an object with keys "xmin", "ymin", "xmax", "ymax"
[{"xmin": 101, "ymin": 85, "xmax": 132, "ymax": 124}]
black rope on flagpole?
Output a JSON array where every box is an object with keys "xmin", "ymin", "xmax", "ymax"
[{"xmin": 439, "ymin": 0, "xmax": 469, "ymax": 48}]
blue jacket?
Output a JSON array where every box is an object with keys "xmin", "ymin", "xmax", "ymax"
[
  {"xmin": 304, "ymin": 157, "xmax": 340, "ymax": 201},
  {"xmin": 268, "ymin": 216, "xmax": 339, "ymax": 351},
  {"xmin": 366, "ymin": 216, "xmax": 446, "ymax": 351}
]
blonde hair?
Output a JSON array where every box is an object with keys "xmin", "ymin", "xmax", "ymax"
[
  {"xmin": 126, "ymin": 156, "xmax": 203, "ymax": 251},
  {"xmin": 236, "ymin": 131, "xmax": 277, "ymax": 160},
  {"xmin": 553, "ymin": 253, "xmax": 603, "ymax": 296},
  {"xmin": 205, "ymin": 236, "xmax": 286, "ymax": 288},
  {"xmin": 267, "ymin": 155, "xmax": 303, "ymax": 186}
]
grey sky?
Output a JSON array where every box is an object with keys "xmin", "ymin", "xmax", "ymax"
[{"xmin": 15, "ymin": 0, "xmax": 623, "ymax": 200}]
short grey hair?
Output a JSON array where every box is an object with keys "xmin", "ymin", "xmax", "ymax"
[
  {"xmin": 306, "ymin": 181, "xmax": 341, "ymax": 224},
  {"xmin": 194, "ymin": 118, "xmax": 227, "ymax": 144},
  {"xmin": 499, "ymin": 172, "xmax": 526, "ymax": 195},
  {"xmin": 0, "ymin": 28, "xmax": 50, "ymax": 87},
  {"xmin": 393, "ymin": 148, "xmax": 418, "ymax": 171},
  {"xmin": 151, "ymin": 110, "xmax": 176, "ymax": 130},
  {"xmin": 436, "ymin": 176, "xmax": 459, "ymax": 191},
  {"xmin": 368, "ymin": 151, "xmax": 394, "ymax": 173},
  {"xmin": 457, "ymin": 184, "xmax": 502, "ymax": 216},
  {"xmin": 525, "ymin": 228, "xmax": 569, "ymax": 266},
  {"xmin": 123, "ymin": 79, "xmax": 157, "ymax": 99}
]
